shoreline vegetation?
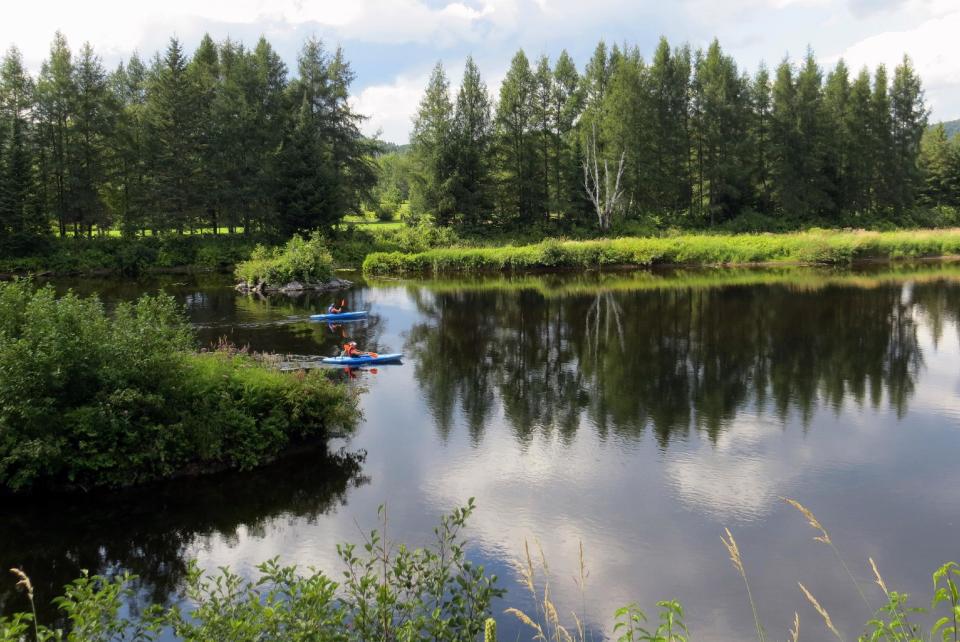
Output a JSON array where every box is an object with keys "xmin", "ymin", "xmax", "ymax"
[
  {"xmin": 0, "ymin": 280, "xmax": 359, "ymax": 493},
  {"xmin": 367, "ymin": 261, "xmax": 960, "ymax": 297},
  {"xmin": 2, "ymin": 500, "xmax": 958, "ymax": 641},
  {"xmin": 362, "ymin": 229, "xmax": 960, "ymax": 275}
]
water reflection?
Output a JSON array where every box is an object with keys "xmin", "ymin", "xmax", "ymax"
[
  {"xmin": 12, "ymin": 266, "xmax": 960, "ymax": 640},
  {"xmin": 405, "ymin": 277, "xmax": 953, "ymax": 446},
  {"xmin": 0, "ymin": 448, "xmax": 366, "ymax": 623}
]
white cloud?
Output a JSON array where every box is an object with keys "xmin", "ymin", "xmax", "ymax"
[
  {"xmin": 351, "ymin": 72, "xmax": 431, "ymax": 144},
  {"xmin": 837, "ymin": 6, "xmax": 960, "ymax": 118}
]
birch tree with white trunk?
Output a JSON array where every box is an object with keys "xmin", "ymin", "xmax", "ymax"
[{"xmin": 582, "ymin": 125, "xmax": 626, "ymax": 231}]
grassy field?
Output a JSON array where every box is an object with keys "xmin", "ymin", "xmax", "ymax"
[{"xmin": 362, "ymin": 228, "xmax": 960, "ymax": 275}]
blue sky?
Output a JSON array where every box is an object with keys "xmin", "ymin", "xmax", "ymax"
[{"xmin": 4, "ymin": 0, "xmax": 959, "ymax": 142}]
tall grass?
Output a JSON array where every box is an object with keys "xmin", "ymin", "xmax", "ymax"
[{"xmin": 362, "ymin": 229, "xmax": 960, "ymax": 275}]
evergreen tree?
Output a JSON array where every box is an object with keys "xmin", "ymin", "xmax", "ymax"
[
  {"xmin": 648, "ymin": 38, "xmax": 692, "ymax": 217},
  {"xmin": 844, "ymin": 67, "xmax": 875, "ymax": 215},
  {"xmin": 889, "ymin": 55, "xmax": 928, "ymax": 213},
  {"xmin": 600, "ymin": 47, "xmax": 648, "ymax": 221},
  {"xmin": 451, "ymin": 56, "xmax": 493, "ymax": 228},
  {"xmin": 409, "ymin": 62, "xmax": 455, "ymax": 225},
  {"xmin": 550, "ymin": 50, "xmax": 584, "ymax": 221},
  {"xmin": 495, "ymin": 50, "xmax": 538, "ymax": 225},
  {"xmin": 247, "ymin": 37, "xmax": 288, "ymax": 232},
  {"xmin": 275, "ymin": 37, "xmax": 373, "ymax": 234},
  {"xmin": 35, "ymin": 31, "xmax": 75, "ymax": 236},
  {"xmin": 691, "ymin": 39, "xmax": 751, "ymax": 225},
  {"xmin": 0, "ymin": 47, "xmax": 41, "ymax": 251},
  {"xmin": 71, "ymin": 42, "xmax": 116, "ymax": 235},
  {"xmin": 144, "ymin": 38, "xmax": 202, "ymax": 233},
  {"xmin": 918, "ymin": 123, "xmax": 953, "ymax": 207},
  {"xmin": 823, "ymin": 59, "xmax": 851, "ymax": 213},
  {"xmin": 189, "ymin": 33, "xmax": 220, "ymax": 230},
  {"xmin": 871, "ymin": 65, "xmax": 896, "ymax": 212},
  {"xmin": 748, "ymin": 64, "xmax": 774, "ymax": 212},
  {"xmin": 532, "ymin": 55, "xmax": 553, "ymax": 220}
]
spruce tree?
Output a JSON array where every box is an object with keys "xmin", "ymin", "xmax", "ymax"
[
  {"xmin": 551, "ymin": 50, "xmax": 583, "ymax": 221},
  {"xmin": 890, "ymin": 55, "xmax": 928, "ymax": 213},
  {"xmin": 844, "ymin": 68, "xmax": 875, "ymax": 215},
  {"xmin": 495, "ymin": 50, "xmax": 537, "ymax": 225},
  {"xmin": 35, "ymin": 32, "xmax": 75, "ymax": 236},
  {"xmin": 409, "ymin": 62, "xmax": 455, "ymax": 225},
  {"xmin": 72, "ymin": 42, "xmax": 115, "ymax": 235},
  {"xmin": 451, "ymin": 56, "xmax": 493, "ymax": 228},
  {"xmin": 748, "ymin": 64, "xmax": 774, "ymax": 213},
  {"xmin": 0, "ymin": 46, "xmax": 41, "ymax": 251},
  {"xmin": 145, "ymin": 38, "xmax": 202, "ymax": 233}
]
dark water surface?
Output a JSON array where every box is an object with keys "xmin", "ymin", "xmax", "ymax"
[{"xmin": 3, "ymin": 266, "xmax": 960, "ymax": 640}]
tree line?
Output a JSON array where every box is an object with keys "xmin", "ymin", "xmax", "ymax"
[
  {"xmin": 408, "ymin": 37, "xmax": 934, "ymax": 232},
  {"xmin": 0, "ymin": 32, "xmax": 376, "ymax": 253}
]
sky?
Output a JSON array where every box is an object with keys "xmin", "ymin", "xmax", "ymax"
[{"xmin": 2, "ymin": 0, "xmax": 959, "ymax": 143}]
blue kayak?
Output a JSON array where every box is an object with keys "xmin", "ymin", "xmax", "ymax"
[
  {"xmin": 310, "ymin": 311, "xmax": 369, "ymax": 321},
  {"xmin": 322, "ymin": 353, "xmax": 403, "ymax": 366}
]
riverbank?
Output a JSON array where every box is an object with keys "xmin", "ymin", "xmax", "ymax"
[
  {"xmin": 0, "ymin": 224, "xmax": 460, "ymax": 278},
  {"xmin": 362, "ymin": 229, "xmax": 960, "ymax": 275},
  {"xmin": 368, "ymin": 260, "xmax": 960, "ymax": 297}
]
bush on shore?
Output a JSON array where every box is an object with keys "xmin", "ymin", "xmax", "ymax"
[
  {"xmin": 234, "ymin": 232, "xmax": 335, "ymax": 288},
  {"xmin": 0, "ymin": 280, "xmax": 358, "ymax": 492},
  {"xmin": 362, "ymin": 229, "xmax": 960, "ymax": 275}
]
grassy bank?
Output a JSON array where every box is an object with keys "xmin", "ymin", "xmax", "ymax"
[
  {"xmin": 368, "ymin": 262, "xmax": 960, "ymax": 298},
  {"xmin": 362, "ymin": 229, "xmax": 960, "ymax": 275},
  {"xmin": 0, "ymin": 281, "xmax": 358, "ymax": 492},
  {"xmin": 0, "ymin": 223, "xmax": 460, "ymax": 277}
]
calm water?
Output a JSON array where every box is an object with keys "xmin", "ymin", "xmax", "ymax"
[{"xmin": 3, "ymin": 266, "xmax": 960, "ymax": 640}]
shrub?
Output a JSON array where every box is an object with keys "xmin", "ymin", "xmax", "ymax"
[
  {"xmin": 0, "ymin": 281, "xmax": 358, "ymax": 491},
  {"xmin": 1, "ymin": 501, "xmax": 503, "ymax": 641},
  {"xmin": 235, "ymin": 232, "xmax": 335, "ymax": 287}
]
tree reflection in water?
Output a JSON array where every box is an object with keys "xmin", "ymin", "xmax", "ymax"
[
  {"xmin": 0, "ymin": 447, "xmax": 367, "ymax": 624},
  {"xmin": 405, "ymin": 277, "xmax": 956, "ymax": 447}
]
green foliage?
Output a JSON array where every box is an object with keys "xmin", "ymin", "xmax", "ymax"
[
  {"xmin": 0, "ymin": 281, "xmax": 357, "ymax": 491},
  {"xmin": 362, "ymin": 229, "xmax": 960, "ymax": 275},
  {"xmin": 234, "ymin": 232, "xmax": 335, "ymax": 287},
  {"xmin": 0, "ymin": 235, "xmax": 260, "ymax": 276},
  {"xmin": 859, "ymin": 562, "xmax": 960, "ymax": 641},
  {"xmin": 0, "ymin": 502, "xmax": 502, "ymax": 641},
  {"xmin": 396, "ymin": 37, "xmax": 935, "ymax": 235},
  {"xmin": 330, "ymin": 222, "xmax": 462, "ymax": 267},
  {"xmin": 613, "ymin": 601, "xmax": 688, "ymax": 642},
  {"xmin": 5, "ymin": 31, "xmax": 373, "ymax": 245}
]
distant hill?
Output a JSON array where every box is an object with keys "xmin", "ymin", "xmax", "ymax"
[{"xmin": 932, "ymin": 118, "xmax": 960, "ymax": 139}]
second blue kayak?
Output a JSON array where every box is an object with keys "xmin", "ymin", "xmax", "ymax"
[
  {"xmin": 310, "ymin": 310, "xmax": 369, "ymax": 321},
  {"xmin": 322, "ymin": 353, "xmax": 403, "ymax": 366}
]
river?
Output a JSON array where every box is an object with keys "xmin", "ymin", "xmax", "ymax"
[{"xmin": 3, "ymin": 265, "xmax": 960, "ymax": 640}]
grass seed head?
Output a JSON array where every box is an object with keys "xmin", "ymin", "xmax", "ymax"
[
  {"xmin": 799, "ymin": 582, "xmax": 842, "ymax": 641},
  {"xmin": 782, "ymin": 497, "xmax": 832, "ymax": 545}
]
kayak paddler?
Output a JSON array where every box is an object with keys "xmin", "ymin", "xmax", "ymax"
[
  {"xmin": 328, "ymin": 299, "xmax": 346, "ymax": 314},
  {"xmin": 341, "ymin": 341, "xmax": 363, "ymax": 357}
]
